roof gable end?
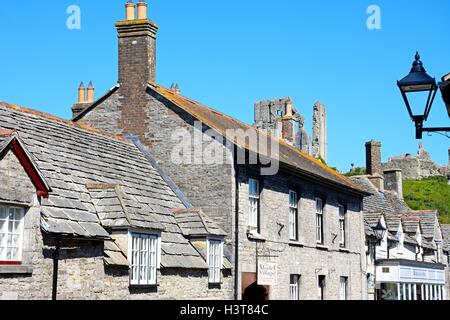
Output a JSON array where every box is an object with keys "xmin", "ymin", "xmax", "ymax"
[{"xmin": 0, "ymin": 130, "xmax": 51, "ymax": 198}]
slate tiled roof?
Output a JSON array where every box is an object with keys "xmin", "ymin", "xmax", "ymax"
[
  {"xmin": 441, "ymin": 225, "xmax": 450, "ymax": 253},
  {"xmin": 0, "ymin": 102, "xmax": 207, "ymax": 269},
  {"xmin": 351, "ymin": 176, "xmax": 443, "ymax": 251},
  {"xmin": 410, "ymin": 210, "xmax": 438, "ymax": 239},
  {"xmin": 385, "ymin": 214, "xmax": 401, "ymax": 233},
  {"xmin": 350, "ymin": 176, "xmax": 395, "ymax": 213},
  {"xmin": 104, "ymin": 240, "xmax": 129, "ymax": 267},
  {"xmin": 173, "ymin": 208, "xmax": 227, "ymax": 237},
  {"xmin": 148, "ymin": 84, "xmax": 369, "ymax": 197}
]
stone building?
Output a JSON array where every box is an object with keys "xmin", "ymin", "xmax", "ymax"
[
  {"xmin": 72, "ymin": 1, "xmax": 371, "ymax": 300},
  {"xmin": 0, "ymin": 102, "xmax": 233, "ymax": 300},
  {"xmin": 350, "ymin": 141, "xmax": 449, "ymax": 300},
  {"xmin": 383, "ymin": 143, "xmax": 449, "ymax": 181}
]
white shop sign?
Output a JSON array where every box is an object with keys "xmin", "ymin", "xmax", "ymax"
[{"xmin": 257, "ymin": 262, "xmax": 277, "ymax": 286}]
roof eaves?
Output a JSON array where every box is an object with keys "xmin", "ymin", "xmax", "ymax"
[{"xmin": 147, "ymin": 84, "xmax": 370, "ymax": 197}]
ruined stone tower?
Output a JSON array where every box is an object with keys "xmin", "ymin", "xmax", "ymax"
[
  {"xmin": 312, "ymin": 101, "xmax": 327, "ymax": 162},
  {"xmin": 253, "ymin": 98, "xmax": 310, "ymax": 153}
]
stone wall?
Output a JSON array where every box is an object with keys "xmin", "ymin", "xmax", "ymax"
[
  {"xmin": 236, "ymin": 165, "xmax": 367, "ymax": 300},
  {"xmin": 0, "ymin": 145, "xmax": 233, "ymax": 300}
]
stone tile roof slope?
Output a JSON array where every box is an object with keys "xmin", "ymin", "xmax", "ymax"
[
  {"xmin": 410, "ymin": 210, "xmax": 438, "ymax": 239},
  {"xmin": 149, "ymin": 84, "xmax": 369, "ymax": 197},
  {"xmin": 384, "ymin": 214, "xmax": 401, "ymax": 232},
  {"xmin": 350, "ymin": 176, "xmax": 410, "ymax": 213},
  {"xmin": 441, "ymin": 225, "xmax": 450, "ymax": 253},
  {"xmin": 0, "ymin": 102, "xmax": 207, "ymax": 269},
  {"xmin": 104, "ymin": 240, "xmax": 129, "ymax": 267},
  {"xmin": 173, "ymin": 208, "xmax": 227, "ymax": 237},
  {"xmin": 401, "ymin": 217, "xmax": 420, "ymax": 234}
]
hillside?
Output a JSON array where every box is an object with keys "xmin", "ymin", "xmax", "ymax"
[{"xmin": 403, "ymin": 177, "xmax": 450, "ymax": 224}]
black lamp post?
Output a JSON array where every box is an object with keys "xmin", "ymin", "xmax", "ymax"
[
  {"xmin": 397, "ymin": 52, "xmax": 450, "ymax": 139},
  {"xmin": 371, "ymin": 220, "xmax": 386, "ymax": 300}
]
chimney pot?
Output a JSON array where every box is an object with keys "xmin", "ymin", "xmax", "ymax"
[
  {"xmin": 137, "ymin": 1, "xmax": 147, "ymax": 20},
  {"xmin": 126, "ymin": 1, "xmax": 135, "ymax": 21},
  {"xmin": 78, "ymin": 82, "xmax": 86, "ymax": 103},
  {"xmin": 87, "ymin": 81, "xmax": 95, "ymax": 103}
]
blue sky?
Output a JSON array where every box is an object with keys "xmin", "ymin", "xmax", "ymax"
[{"xmin": 1, "ymin": 0, "xmax": 449, "ymax": 171}]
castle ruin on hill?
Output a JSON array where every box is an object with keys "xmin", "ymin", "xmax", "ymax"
[{"xmin": 253, "ymin": 98, "xmax": 327, "ymax": 162}]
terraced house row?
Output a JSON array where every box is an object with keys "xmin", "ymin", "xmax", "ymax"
[{"xmin": 0, "ymin": 1, "xmax": 449, "ymax": 300}]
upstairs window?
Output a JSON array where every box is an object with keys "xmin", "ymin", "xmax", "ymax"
[
  {"xmin": 340, "ymin": 277, "xmax": 348, "ymax": 300},
  {"xmin": 208, "ymin": 239, "xmax": 223, "ymax": 284},
  {"xmin": 129, "ymin": 232, "xmax": 160, "ymax": 286},
  {"xmin": 289, "ymin": 190, "xmax": 298, "ymax": 241},
  {"xmin": 316, "ymin": 198, "xmax": 324, "ymax": 244},
  {"xmin": 289, "ymin": 275, "xmax": 300, "ymax": 300},
  {"xmin": 318, "ymin": 275, "xmax": 326, "ymax": 300},
  {"xmin": 338, "ymin": 205, "xmax": 347, "ymax": 248},
  {"xmin": 0, "ymin": 206, "xmax": 25, "ymax": 264},
  {"xmin": 249, "ymin": 178, "xmax": 260, "ymax": 230}
]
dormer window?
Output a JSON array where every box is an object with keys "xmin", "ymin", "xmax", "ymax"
[
  {"xmin": 129, "ymin": 231, "xmax": 161, "ymax": 286},
  {"xmin": 207, "ymin": 239, "xmax": 223, "ymax": 284},
  {"xmin": 0, "ymin": 206, "xmax": 25, "ymax": 264}
]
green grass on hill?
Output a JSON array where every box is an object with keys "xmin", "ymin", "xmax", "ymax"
[{"xmin": 403, "ymin": 177, "xmax": 450, "ymax": 224}]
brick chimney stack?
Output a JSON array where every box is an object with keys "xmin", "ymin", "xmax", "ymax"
[
  {"xmin": 116, "ymin": 0, "xmax": 158, "ymax": 86},
  {"xmin": 366, "ymin": 140, "xmax": 384, "ymax": 191}
]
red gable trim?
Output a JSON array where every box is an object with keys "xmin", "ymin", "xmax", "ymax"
[{"xmin": 5, "ymin": 137, "xmax": 50, "ymax": 198}]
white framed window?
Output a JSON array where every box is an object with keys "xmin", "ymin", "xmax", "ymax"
[
  {"xmin": 338, "ymin": 205, "xmax": 346, "ymax": 248},
  {"xmin": 289, "ymin": 274, "xmax": 300, "ymax": 300},
  {"xmin": 0, "ymin": 206, "xmax": 25, "ymax": 263},
  {"xmin": 316, "ymin": 198, "xmax": 324, "ymax": 244},
  {"xmin": 129, "ymin": 232, "xmax": 160, "ymax": 286},
  {"xmin": 340, "ymin": 277, "xmax": 348, "ymax": 300},
  {"xmin": 207, "ymin": 239, "xmax": 223, "ymax": 284},
  {"xmin": 249, "ymin": 178, "xmax": 260, "ymax": 229},
  {"xmin": 289, "ymin": 190, "xmax": 298, "ymax": 241},
  {"xmin": 318, "ymin": 275, "xmax": 326, "ymax": 300}
]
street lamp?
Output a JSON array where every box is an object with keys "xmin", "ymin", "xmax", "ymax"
[
  {"xmin": 397, "ymin": 52, "xmax": 450, "ymax": 139},
  {"xmin": 371, "ymin": 220, "xmax": 386, "ymax": 300},
  {"xmin": 373, "ymin": 220, "xmax": 387, "ymax": 245}
]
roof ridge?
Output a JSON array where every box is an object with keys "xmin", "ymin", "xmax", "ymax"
[
  {"xmin": 150, "ymin": 83, "xmax": 366, "ymax": 194},
  {"xmin": 0, "ymin": 101, "xmax": 132, "ymax": 145}
]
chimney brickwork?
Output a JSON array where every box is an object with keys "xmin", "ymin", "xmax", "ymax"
[
  {"xmin": 384, "ymin": 168, "xmax": 403, "ymax": 199},
  {"xmin": 116, "ymin": 1, "xmax": 158, "ymax": 87},
  {"xmin": 365, "ymin": 140, "xmax": 382, "ymax": 176}
]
